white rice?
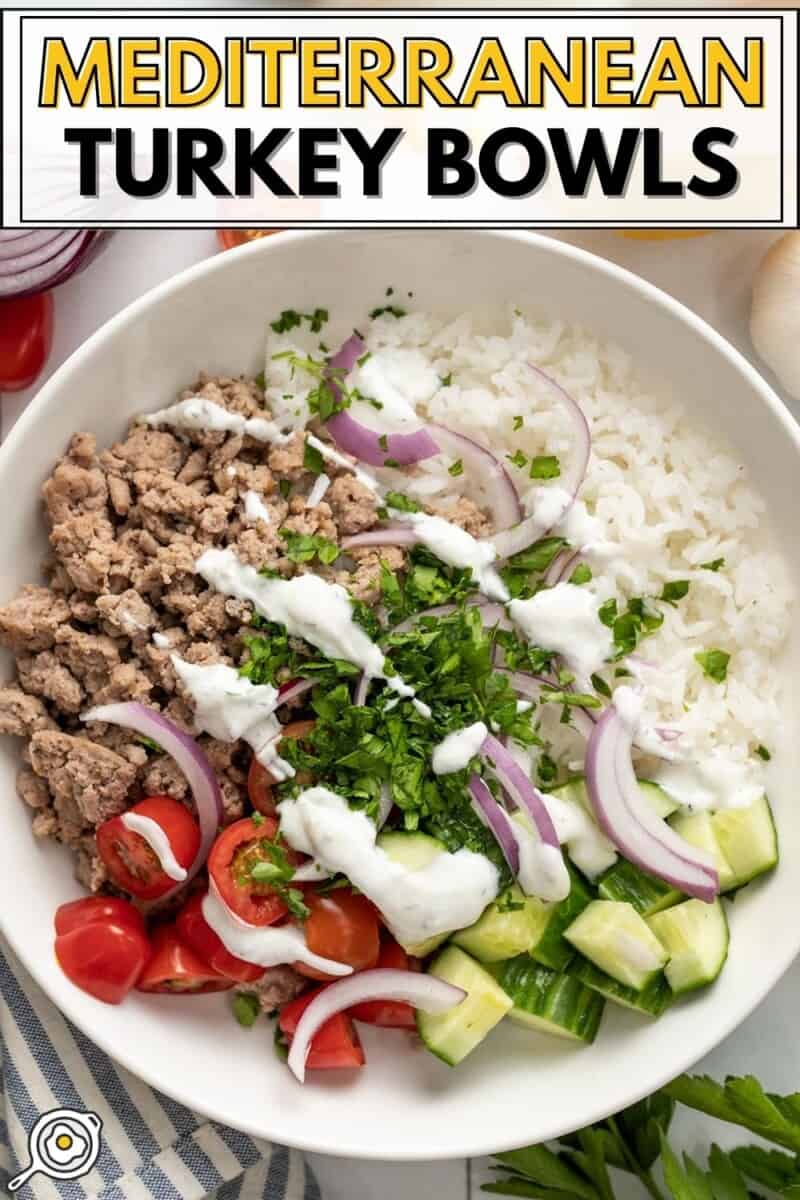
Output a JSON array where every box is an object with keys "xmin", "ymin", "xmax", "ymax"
[{"xmin": 266, "ymin": 306, "xmax": 792, "ymax": 779}]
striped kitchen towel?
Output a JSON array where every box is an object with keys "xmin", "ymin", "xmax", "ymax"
[{"xmin": 0, "ymin": 942, "xmax": 320, "ymax": 1200}]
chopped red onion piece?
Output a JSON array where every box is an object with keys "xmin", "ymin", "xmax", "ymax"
[
  {"xmin": 480, "ymin": 733, "xmax": 561, "ymax": 851},
  {"xmin": 468, "ymin": 774, "xmax": 520, "ymax": 875},
  {"xmin": 0, "ymin": 230, "xmax": 110, "ymax": 299},
  {"xmin": 427, "ymin": 424, "xmax": 522, "ymax": 531}
]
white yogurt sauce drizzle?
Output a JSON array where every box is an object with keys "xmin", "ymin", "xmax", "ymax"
[
  {"xmin": 348, "ymin": 348, "xmax": 440, "ymax": 433},
  {"xmin": 152, "ymin": 631, "xmax": 171, "ymax": 649},
  {"xmin": 145, "ymin": 396, "xmax": 287, "ymax": 444},
  {"xmin": 171, "ymin": 655, "xmax": 294, "ymax": 780},
  {"xmin": 305, "ymin": 434, "xmax": 379, "ymax": 493},
  {"xmin": 279, "ymin": 787, "xmax": 499, "ymax": 946},
  {"xmin": 541, "ymin": 793, "xmax": 617, "ymax": 879},
  {"xmin": 201, "ymin": 885, "xmax": 352, "ymax": 975},
  {"xmin": 509, "ymin": 582, "xmax": 613, "ymax": 682},
  {"xmin": 120, "ymin": 812, "xmax": 187, "ymax": 882},
  {"xmin": 243, "ymin": 491, "xmax": 272, "ymax": 525},
  {"xmin": 389, "ymin": 510, "xmax": 509, "ymax": 603},
  {"xmin": 431, "ymin": 722, "xmax": 488, "ymax": 775},
  {"xmin": 195, "ymin": 547, "xmax": 415, "ymax": 701},
  {"xmin": 509, "ymin": 817, "xmax": 571, "ymax": 902}
]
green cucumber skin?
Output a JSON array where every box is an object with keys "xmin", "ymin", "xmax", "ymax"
[
  {"xmin": 571, "ymin": 956, "xmax": 672, "ymax": 1017},
  {"xmin": 531, "ymin": 864, "xmax": 595, "ymax": 971},
  {"xmin": 597, "ymin": 859, "xmax": 682, "ymax": 917},
  {"xmin": 495, "ymin": 955, "xmax": 605, "ymax": 1044}
]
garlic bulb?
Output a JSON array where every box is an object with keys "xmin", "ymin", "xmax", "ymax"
[{"xmin": 750, "ymin": 233, "xmax": 800, "ymax": 399}]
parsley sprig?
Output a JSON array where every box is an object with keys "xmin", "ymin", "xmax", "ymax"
[
  {"xmin": 248, "ymin": 833, "xmax": 310, "ymax": 921},
  {"xmin": 489, "ymin": 1073, "xmax": 800, "ymax": 1200}
]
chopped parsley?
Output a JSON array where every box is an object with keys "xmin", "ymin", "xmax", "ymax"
[
  {"xmin": 448, "ymin": 459, "xmax": 464, "ymax": 477},
  {"xmin": 529, "ymin": 455, "xmax": 560, "ymax": 480},
  {"xmin": 383, "ymin": 457, "xmax": 401, "ymax": 469},
  {"xmin": 570, "ymin": 562, "xmax": 592, "ymax": 586},
  {"xmin": 303, "ymin": 439, "xmax": 325, "ymax": 476},
  {"xmin": 539, "ymin": 690, "xmax": 602, "ymax": 709},
  {"xmin": 506, "ymin": 449, "xmax": 528, "ymax": 470},
  {"xmin": 232, "ymin": 993, "xmax": 261, "ymax": 1028},
  {"xmin": 248, "ymin": 834, "xmax": 310, "ymax": 921},
  {"xmin": 695, "ymin": 648, "xmax": 730, "ymax": 683},
  {"xmin": 378, "ymin": 433, "xmax": 389, "ymax": 451},
  {"xmin": 369, "ymin": 305, "xmax": 407, "ymax": 319},
  {"xmin": 357, "ymin": 351, "xmax": 371, "ymax": 367},
  {"xmin": 136, "ymin": 734, "xmax": 162, "ymax": 754},
  {"xmin": 254, "ymin": 370, "xmax": 266, "ymax": 389},
  {"xmin": 756, "ymin": 744, "xmax": 771, "ymax": 761},
  {"xmin": 702, "ymin": 557, "xmax": 725, "ymax": 572},
  {"xmin": 591, "ymin": 673, "xmax": 612, "ymax": 699},
  {"xmin": 384, "ymin": 491, "xmax": 421, "ymax": 514},
  {"xmin": 279, "ymin": 479, "xmax": 291, "ymax": 499},
  {"xmin": 660, "ymin": 580, "xmax": 690, "ymax": 606},
  {"xmin": 279, "ymin": 529, "xmax": 340, "ymax": 566},
  {"xmin": 270, "ymin": 307, "xmax": 328, "ymax": 335},
  {"xmin": 439, "ymin": 372, "xmax": 453, "ymax": 387},
  {"xmin": 599, "ymin": 596, "xmax": 664, "ymax": 659},
  {"xmin": 499, "ymin": 536, "xmax": 568, "ymax": 600},
  {"xmin": 496, "ymin": 890, "xmax": 525, "ymax": 913},
  {"xmin": 512, "ymin": 415, "xmax": 524, "ymax": 431}
]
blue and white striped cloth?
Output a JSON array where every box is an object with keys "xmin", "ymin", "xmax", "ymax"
[{"xmin": 0, "ymin": 942, "xmax": 320, "ymax": 1200}]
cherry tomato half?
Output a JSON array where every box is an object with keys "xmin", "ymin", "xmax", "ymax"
[
  {"xmin": 217, "ymin": 229, "xmax": 280, "ymax": 251},
  {"xmin": 96, "ymin": 795, "xmax": 201, "ymax": 901},
  {"xmin": 55, "ymin": 918, "xmax": 150, "ymax": 1005},
  {"xmin": 0, "ymin": 292, "xmax": 54, "ymax": 392},
  {"xmin": 295, "ymin": 891, "xmax": 380, "ymax": 982},
  {"xmin": 137, "ymin": 924, "xmax": 233, "ymax": 994},
  {"xmin": 176, "ymin": 890, "xmax": 264, "ymax": 984},
  {"xmin": 248, "ymin": 720, "xmax": 316, "ymax": 817},
  {"xmin": 348, "ymin": 940, "xmax": 418, "ymax": 1029},
  {"xmin": 208, "ymin": 816, "xmax": 299, "ymax": 926},
  {"xmin": 279, "ymin": 986, "xmax": 365, "ymax": 1071},
  {"xmin": 55, "ymin": 896, "xmax": 145, "ymax": 939}
]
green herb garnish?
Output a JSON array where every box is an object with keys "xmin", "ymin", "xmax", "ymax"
[
  {"xmin": 370, "ymin": 305, "xmax": 407, "ymax": 319},
  {"xmin": 507, "ymin": 449, "xmax": 528, "ymax": 469},
  {"xmin": 530, "ymin": 455, "xmax": 561, "ymax": 480},
  {"xmin": 660, "ymin": 581, "xmax": 690, "ymax": 606},
  {"xmin": 279, "ymin": 529, "xmax": 340, "ymax": 566},
  {"xmin": 232, "ymin": 993, "xmax": 261, "ymax": 1028},
  {"xmin": 303, "ymin": 439, "xmax": 325, "ymax": 476},
  {"xmin": 270, "ymin": 307, "xmax": 328, "ymax": 335},
  {"xmin": 756, "ymin": 744, "xmax": 771, "ymax": 761},
  {"xmin": 695, "ymin": 648, "xmax": 730, "ymax": 683},
  {"xmin": 701, "ymin": 558, "xmax": 725, "ymax": 571},
  {"xmin": 570, "ymin": 563, "xmax": 592, "ymax": 586},
  {"xmin": 448, "ymin": 459, "xmax": 464, "ymax": 477},
  {"xmin": 385, "ymin": 491, "xmax": 421, "ymax": 514}
]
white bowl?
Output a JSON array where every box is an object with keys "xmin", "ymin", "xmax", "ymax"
[{"xmin": 1, "ymin": 231, "xmax": 798, "ymax": 1162}]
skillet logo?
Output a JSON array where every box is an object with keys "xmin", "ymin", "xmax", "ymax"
[
  {"xmin": 0, "ymin": 7, "xmax": 797, "ymax": 227},
  {"xmin": 8, "ymin": 1107, "xmax": 103, "ymax": 1191}
]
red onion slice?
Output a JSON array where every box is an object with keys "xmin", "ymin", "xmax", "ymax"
[
  {"xmin": 277, "ymin": 678, "xmax": 315, "ymax": 707},
  {"xmin": 287, "ymin": 969, "xmax": 465, "ymax": 1081},
  {"xmin": 342, "ymin": 527, "xmax": 421, "ymax": 551},
  {"xmin": 427, "ymin": 424, "xmax": 522, "ymax": 532},
  {"xmin": 480, "ymin": 733, "xmax": 561, "ymax": 851},
  {"xmin": 468, "ymin": 774, "xmax": 520, "ymax": 875},
  {"xmin": 82, "ymin": 702, "xmax": 223, "ymax": 901},
  {"xmin": 585, "ymin": 704, "xmax": 719, "ymax": 901},
  {"xmin": 492, "ymin": 366, "xmax": 591, "ymax": 559},
  {"xmin": 0, "ymin": 230, "xmax": 110, "ymax": 299},
  {"xmin": 325, "ymin": 335, "xmax": 440, "ymax": 467}
]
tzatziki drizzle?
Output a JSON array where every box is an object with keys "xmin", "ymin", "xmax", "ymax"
[{"xmin": 120, "ymin": 812, "xmax": 187, "ymax": 882}]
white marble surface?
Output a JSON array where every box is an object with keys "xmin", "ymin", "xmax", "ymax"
[{"xmin": 4, "ymin": 227, "xmax": 799, "ymax": 1199}]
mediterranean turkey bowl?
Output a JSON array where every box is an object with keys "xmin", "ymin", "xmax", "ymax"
[{"xmin": 0, "ymin": 230, "xmax": 798, "ymax": 1162}]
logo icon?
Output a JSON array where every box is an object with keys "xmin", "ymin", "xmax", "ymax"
[{"xmin": 8, "ymin": 1107, "xmax": 103, "ymax": 1191}]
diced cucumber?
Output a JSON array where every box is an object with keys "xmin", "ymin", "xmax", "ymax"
[
  {"xmin": 493, "ymin": 955, "xmax": 604, "ymax": 1043},
  {"xmin": 528, "ymin": 863, "xmax": 595, "ymax": 971},
  {"xmin": 571, "ymin": 956, "xmax": 672, "ymax": 1017},
  {"xmin": 668, "ymin": 811, "xmax": 735, "ymax": 892},
  {"xmin": 376, "ymin": 830, "xmax": 449, "ymax": 956},
  {"xmin": 564, "ymin": 900, "xmax": 669, "ymax": 991},
  {"xmin": 597, "ymin": 859, "xmax": 682, "ymax": 917},
  {"xmin": 452, "ymin": 886, "xmax": 539, "ymax": 963},
  {"xmin": 556, "ymin": 777, "xmax": 677, "ymax": 821},
  {"xmin": 647, "ymin": 898, "xmax": 729, "ymax": 995},
  {"xmin": 711, "ymin": 796, "xmax": 778, "ymax": 889},
  {"xmin": 417, "ymin": 946, "xmax": 512, "ymax": 1066}
]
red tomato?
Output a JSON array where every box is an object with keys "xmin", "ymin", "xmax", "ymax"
[
  {"xmin": 217, "ymin": 229, "xmax": 280, "ymax": 251},
  {"xmin": 348, "ymin": 940, "xmax": 418, "ymax": 1028},
  {"xmin": 55, "ymin": 919, "xmax": 150, "ymax": 1005},
  {"xmin": 295, "ymin": 891, "xmax": 380, "ymax": 982},
  {"xmin": 279, "ymin": 986, "xmax": 365, "ymax": 1071},
  {"xmin": 247, "ymin": 720, "xmax": 316, "ymax": 816},
  {"xmin": 208, "ymin": 816, "xmax": 299, "ymax": 926},
  {"xmin": 137, "ymin": 924, "xmax": 233, "ymax": 994},
  {"xmin": 96, "ymin": 796, "xmax": 201, "ymax": 901},
  {"xmin": 176, "ymin": 890, "xmax": 264, "ymax": 984},
  {"xmin": 55, "ymin": 896, "xmax": 145, "ymax": 938},
  {"xmin": 0, "ymin": 292, "xmax": 54, "ymax": 392}
]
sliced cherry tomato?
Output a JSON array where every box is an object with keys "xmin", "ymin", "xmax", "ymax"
[
  {"xmin": 248, "ymin": 720, "xmax": 316, "ymax": 816},
  {"xmin": 137, "ymin": 924, "xmax": 232, "ymax": 994},
  {"xmin": 176, "ymin": 890, "xmax": 264, "ymax": 984},
  {"xmin": 0, "ymin": 292, "xmax": 54, "ymax": 392},
  {"xmin": 55, "ymin": 918, "xmax": 150, "ymax": 1005},
  {"xmin": 208, "ymin": 816, "xmax": 300, "ymax": 926},
  {"xmin": 55, "ymin": 896, "xmax": 145, "ymax": 938},
  {"xmin": 96, "ymin": 795, "xmax": 201, "ymax": 901},
  {"xmin": 295, "ymin": 890, "xmax": 380, "ymax": 982},
  {"xmin": 348, "ymin": 939, "xmax": 418, "ymax": 1028},
  {"xmin": 217, "ymin": 229, "xmax": 280, "ymax": 251},
  {"xmin": 279, "ymin": 986, "xmax": 365, "ymax": 1071}
]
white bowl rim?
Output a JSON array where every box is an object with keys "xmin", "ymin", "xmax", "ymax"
[{"xmin": 2, "ymin": 229, "xmax": 799, "ymax": 1161}]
